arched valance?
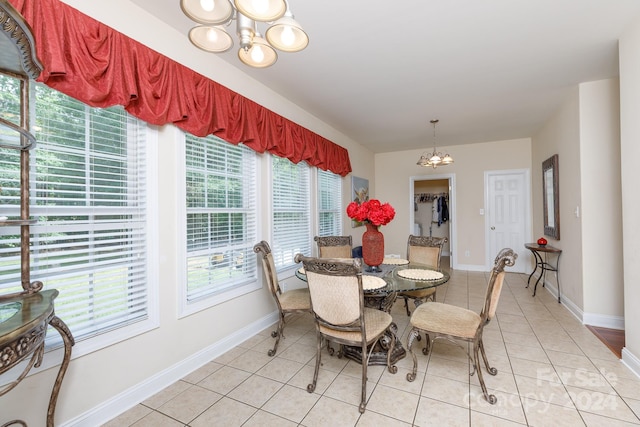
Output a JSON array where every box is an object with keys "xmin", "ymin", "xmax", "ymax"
[{"xmin": 8, "ymin": 0, "xmax": 352, "ymax": 176}]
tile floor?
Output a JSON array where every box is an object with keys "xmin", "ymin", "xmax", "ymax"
[{"xmin": 104, "ymin": 267, "xmax": 640, "ymax": 426}]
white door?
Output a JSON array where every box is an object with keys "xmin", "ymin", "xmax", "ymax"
[{"xmin": 485, "ymin": 170, "xmax": 530, "ymax": 273}]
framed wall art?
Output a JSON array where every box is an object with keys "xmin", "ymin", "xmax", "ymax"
[{"xmin": 351, "ymin": 176, "xmax": 369, "ymax": 228}]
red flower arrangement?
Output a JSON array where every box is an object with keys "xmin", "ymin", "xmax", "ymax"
[{"xmin": 346, "ymin": 199, "xmax": 396, "ymax": 226}]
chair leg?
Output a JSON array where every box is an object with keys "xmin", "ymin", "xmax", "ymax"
[
  {"xmin": 403, "ymin": 296, "xmax": 411, "ymax": 316},
  {"xmin": 268, "ymin": 313, "xmax": 285, "ymax": 357},
  {"xmin": 385, "ymin": 329, "xmax": 398, "ymax": 374},
  {"xmin": 360, "ymin": 345, "xmax": 368, "ymax": 413},
  {"xmin": 406, "ymin": 327, "xmax": 420, "ymax": 382},
  {"xmin": 307, "ymin": 331, "xmax": 322, "ymax": 393},
  {"xmin": 478, "ymin": 338, "xmax": 497, "ymax": 375},
  {"xmin": 473, "ymin": 341, "xmax": 497, "ymax": 404}
]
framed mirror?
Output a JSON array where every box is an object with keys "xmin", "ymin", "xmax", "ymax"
[{"xmin": 542, "ymin": 154, "xmax": 560, "ymax": 239}]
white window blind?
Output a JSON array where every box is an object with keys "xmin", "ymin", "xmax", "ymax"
[
  {"xmin": 185, "ymin": 134, "xmax": 257, "ymax": 302},
  {"xmin": 317, "ymin": 169, "xmax": 343, "ymax": 236},
  {"xmin": 0, "ymin": 76, "xmax": 149, "ymax": 347},
  {"xmin": 271, "ymin": 156, "xmax": 311, "ymax": 270}
]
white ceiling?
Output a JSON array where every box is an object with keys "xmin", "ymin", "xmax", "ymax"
[{"xmin": 130, "ymin": 0, "xmax": 640, "ymax": 153}]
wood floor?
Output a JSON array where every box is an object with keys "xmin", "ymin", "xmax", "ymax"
[{"xmin": 586, "ymin": 325, "xmax": 625, "ymax": 359}]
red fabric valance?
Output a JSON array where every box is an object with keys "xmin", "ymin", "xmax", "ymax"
[{"xmin": 9, "ymin": 0, "xmax": 352, "ymax": 176}]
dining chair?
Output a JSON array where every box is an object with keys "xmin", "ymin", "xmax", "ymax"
[
  {"xmin": 253, "ymin": 241, "xmax": 311, "ymax": 357},
  {"xmin": 294, "ymin": 254, "xmax": 397, "ymax": 413},
  {"xmin": 399, "ymin": 235, "xmax": 448, "ymax": 316},
  {"xmin": 405, "ymin": 248, "xmax": 517, "ymax": 404},
  {"xmin": 314, "ymin": 235, "xmax": 353, "ymax": 258}
]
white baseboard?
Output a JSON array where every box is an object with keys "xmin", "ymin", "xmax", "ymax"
[
  {"xmin": 62, "ymin": 311, "xmax": 279, "ymax": 427},
  {"xmin": 453, "ymin": 263, "xmax": 486, "ymax": 272},
  {"xmin": 622, "ymin": 348, "xmax": 640, "ymax": 379},
  {"xmin": 583, "ymin": 312, "xmax": 625, "ymax": 329}
]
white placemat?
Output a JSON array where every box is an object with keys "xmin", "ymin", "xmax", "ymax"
[
  {"xmin": 297, "ymin": 267, "xmax": 305, "ymax": 274},
  {"xmin": 382, "ymin": 258, "xmax": 409, "ymax": 265},
  {"xmin": 363, "ymin": 275, "xmax": 387, "ymax": 290},
  {"xmin": 397, "ymin": 269, "xmax": 444, "ymax": 281}
]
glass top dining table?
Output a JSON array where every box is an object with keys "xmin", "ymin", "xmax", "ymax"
[
  {"xmin": 294, "ymin": 260, "xmax": 450, "ymax": 312},
  {"xmin": 294, "ymin": 260, "xmax": 449, "ymax": 366}
]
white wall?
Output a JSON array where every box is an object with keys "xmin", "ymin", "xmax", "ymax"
[
  {"xmin": 620, "ymin": 14, "xmax": 640, "ymax": 375},
  {"xmin": 579, "ymin": 79, "xmax": 624, "ymax": 326},
  {"xmin": 531, "ymin": 87, "xmax": 583, "ymax": 310},
  {"xmin": 0, "ymin": 1, "xmax": 376, "ymax": 425}
]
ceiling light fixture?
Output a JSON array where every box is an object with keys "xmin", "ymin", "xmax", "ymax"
[
  {"xmin": 181, "ymin": 0, "xmax": 309, "ymax": 68},
  {"xmin": 416, "ymin": 119, "xmax": 453, "ymax": 168}
]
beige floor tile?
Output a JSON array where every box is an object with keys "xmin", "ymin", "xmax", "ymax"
[
  {"xmin": 324, "ymin": 373, "xmax": 376, "ymax": 408},
  {"xmin": 554, "ymin": 365, "xmax": 616, "ymax": 394},
  {"xmin": 156, "ymin": 385, "xmax": 222, "ymax": 423},
  {"xmin": 580, "ymin": 411, "xmax": 640, "ymax": 426},
  {"xmin": 509, "ymin": 356, "xmax": 560, "ymax": 382},
  {"xmin": 257, "ymin": 356, "xmax": 305, "ymax": 382},
  {"xmin": 307, "ymin": 350, "xmax": 350, "ymax": 372},
  {"xmin": 190, "ymin": 396, "xmax": 257, "ymax": 426},
  {"xmin": 243, "ymin": 409, "xmax": 298, "ymax": 426},
  {"xmin": 142, "ymin": 380, "xmax": 191, "ymax": 409},
  {"xmin": 566, "ymin": 386, "xmax": 640, "ymax": 423},
  {"xmin": 102, "ymin": 404, "xmax": 152, "ymax": 427},
  {"xmin": 366, "ymin": 383, "xmax": 420, "ymax": 423},
  {"xmin": 300, "ymin": 395, "xmax": 361, "ymax": 427},
  {"xmin": 181, "ymin": 360, "xmax": 224, "ymax": 384},
  {"xmin": 214, "ymin": 345, "xmax": 247, "ymax": 364},
  {"xmin": 425, "ymin": 357, "xmax": 471, "ymax": 383},
  {"xmin": 197, "ymin": 365, "xmax": 251, "ymax": 395},
  {"xmin": 521, "ymin": 398, "xmax": 585, "ymax": 427},
  {"xmin": 262, "ymin": 383, "xmax": 321, "ymax": 423},
  {"xmin": 414, "ymin": 397, "xmax": 470, "ymax": 427},
  {"xmin": 470, "ymin": 410, "xmax": 527, "ymax": 426},
  {"xmin": 227, "ymin": 374, "xmax": 284, "ymax": 407},
  {"xmin": 625, "ymin": 397, "xmax": 640, "ymax": 419},
  {"xmin": 468, "ymin": 385, "xmax": 526, "ymax": 424},
  {"xmin": 514, "ymin": 374, "xmax": 574, "ymax": 408},
  {"xmin": 379, "ymin": 365, "xmax": 424, "ymax": 394},
  {"xmin": 130, "ymin": 410, "xmax": 185, "ymax": 427},
  {"xmin": 612, "ymin": 377, "xmax": 640, "ymax": 400},
  {"xmin": 227, "ymin": 348, "xmax": 274, "ymax": 373},
  {"xmin": 547, "ymin": 350, "xmax": 596, "ymax": 371},
  {"xmin": 277, "ymin": 341, "xmax": 317, "ymax": 365},
  {"xmin": 421, "ymin": 374, "xmax": 470, "ymax": 408},
  {"xmin": 504, "ymin": 342, "xmax": 549, "ymax": 362},
  {"xmin": 288, "ymin": 364, "xmax": 339, "ymax": 394},
  {"xmin": 356, "ymin": 411, "xmax": 412, "ymax": 426}
]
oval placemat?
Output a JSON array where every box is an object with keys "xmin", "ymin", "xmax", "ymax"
[
  {"xmin": 382, "ymin": 258, "xmax": 409, "ymax": 265},
  {"xmin": 397, "ymin": 269, "xmax": 444, "ymax": 281},
  {"xmin": 363, "ymin": 275, "xmax": 387, "ymax": 290}
]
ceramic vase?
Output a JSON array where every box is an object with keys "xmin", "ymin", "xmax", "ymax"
[{"xmin": 362, "ymin": 222, "xmax": 384, "ymax": 272}]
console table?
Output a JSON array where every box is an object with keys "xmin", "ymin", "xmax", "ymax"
[{"xmin": 524, "ymin": 243, "xmax": 562, "ymax": 303}]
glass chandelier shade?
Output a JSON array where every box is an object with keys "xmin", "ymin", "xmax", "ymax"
[
  {"xmin": 417, "ymin": 119, "xmax": 454, "ymax": 168},
  {"xmin": 182, "ymin": 0, "xmax": 308, "ymax": 68}
]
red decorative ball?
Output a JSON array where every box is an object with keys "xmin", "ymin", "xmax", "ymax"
[{"xmin": 537, "ymin": 237, "xmax": 548, "ymax": 246}]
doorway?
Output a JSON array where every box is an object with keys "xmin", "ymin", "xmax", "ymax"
[
  {"xmin": 410, "ymin": 173, "xmax": 456, "ymax": 269},
  {"xmin": 484, "ymin": 169, "xmax": 531, "ymax": 273}
]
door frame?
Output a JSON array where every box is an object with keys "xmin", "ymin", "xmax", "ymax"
[
  {"xmin": 484, "ymin": 168, "xmax": 532, "ymax": 272},
  {"xmin": 409, "ymin": 173, "xmax": 457, "ymax": 269}
]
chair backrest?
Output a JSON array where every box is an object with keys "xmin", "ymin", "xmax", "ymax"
[
  {"xmin": 314, "ymin": 235, "xmax": 353, "ymax": 259},
  {"xmin": 253, "ymin": 241, "xmax": 281, "ymax": 296},
  {"xmin": 481, "ymin": 248, "xmax": 518, "ymax": 322},
  {"xmin": 294, "ymin": 254, "xmax": 363, "ymax": 331},
  {"xmin": 406, "ymin": 235, "xmax": 447, "ymax": 269}
]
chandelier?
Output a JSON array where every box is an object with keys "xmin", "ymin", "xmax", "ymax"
[
  {"xmin": 181, "ymin": 0, "xmax": 309, "ymax": 68},
  {"xmin": 416, "ymin": 119, "xmax": 454, "ymax": 168}
]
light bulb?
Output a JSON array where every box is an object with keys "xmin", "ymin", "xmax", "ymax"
[
  {"xmin": 200, "ymin": 0, "xmax": 215, "ymax": 12},
  {"xmin": 252, "ymin": 0, "xmax": 269, "ymax": 14},
  {"xmin": 206, "ymin": 27, "xmax": 218, "ymax": 42},
  {"xmin": 251, "ymin": 45, "xmax": 265, "ymax": 63},
  {"xmin": 280, "ymin": 26, "xmax": 295, "ymax": 46}
]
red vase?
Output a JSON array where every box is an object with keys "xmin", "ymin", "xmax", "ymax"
[{"xmin": 362, "ymin": 222, "xmax": 384, "ymax": 272}]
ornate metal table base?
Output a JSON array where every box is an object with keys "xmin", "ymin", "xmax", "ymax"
[{"xmin": 341, "ymin": 292, "xmax": 407, "ymax": 366}]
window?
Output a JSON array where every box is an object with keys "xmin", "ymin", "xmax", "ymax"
[
  {"xmin": 184, "ymin": 134, "xmax": 258, "ymax": 304},
  {"xmin": 271, "ymin": 156, "xmax": 311, "ymax": 270},
  {"xmin": 0, "ymin": 76, "xmax": 152, "ymax": 349},
  {"xmin": 317, "ymin": 169, "xmax": 343, "ymax": 237}
]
